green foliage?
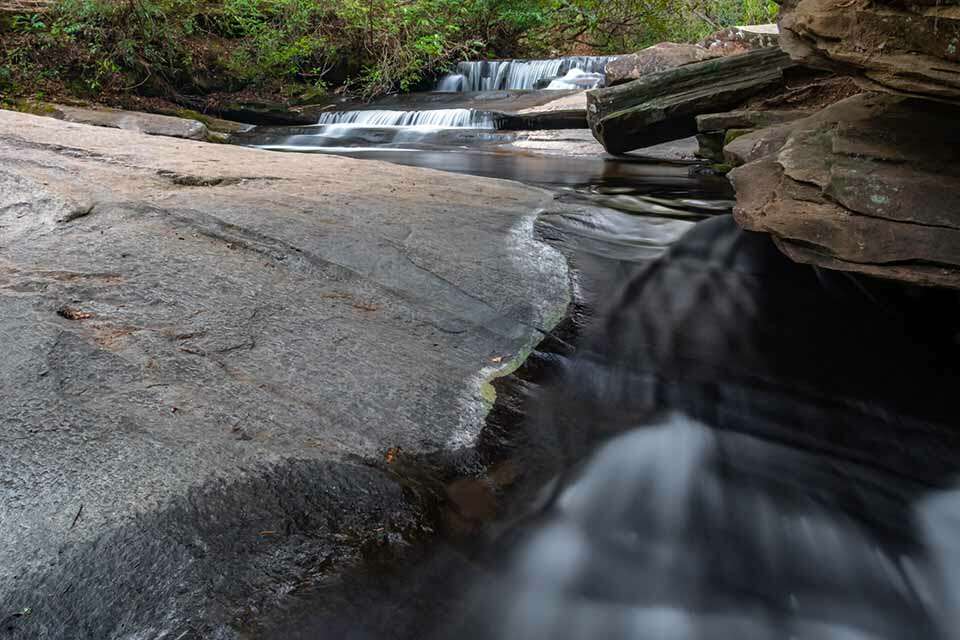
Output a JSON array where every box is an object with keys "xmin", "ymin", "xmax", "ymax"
[
  {"xmin": 0, "ymin": 0, "xmax": 777, "ymax": 101},
  {"xmin": 11, "ymin": 13, "xmax": 47, "ymax": 33},
  {"xmin": 522, "ymin": 0, "xmax": 778, "ymax": 54}
]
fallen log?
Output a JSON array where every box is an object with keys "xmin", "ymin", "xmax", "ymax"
[{"xmin": 586, "ymin": 47, "xmax": 794, "ymax": 154}]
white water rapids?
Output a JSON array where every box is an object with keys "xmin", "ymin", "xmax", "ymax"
[
  {"xmin": 436, "ymin": 56, "xmax": 616, "ymax": 91},
  {"xmin": 316, "ymin": 108, "xmax": 496, "ymax": 128}
]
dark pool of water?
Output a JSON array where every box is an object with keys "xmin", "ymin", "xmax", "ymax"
[{"xmin": 242, "ymin": 127, "xmax": 960, "ymax": 640}]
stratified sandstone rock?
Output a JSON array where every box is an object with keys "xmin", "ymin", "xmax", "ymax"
[
  {"xmin": 778, "ymin": 0, "xmax": 960, "ymax": 102},
  {"xmin": 722, "ymin": 122, "xmax": 794, "ymax": 166},
  {"xmin": 694, "ymin": 108, "xmax": 812, "ymax": 161},
  {"xmin": 730, "ymin": 92, "xmax": 960, "ymax": 288},
  {"xmin": 604, "ymin": 43, "xmax": 719, "ymax": 86},
  {"xmin": 587, "ymin": 47, "xmax": 794, "ymax": 154},
  {"xmin": 696, "ymin": 108, "xmax": 812, "ymax": 131}
]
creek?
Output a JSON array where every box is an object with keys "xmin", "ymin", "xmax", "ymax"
[{"xmin": 236, "ymin": 57, "xmax": 960, "ymax": 640}]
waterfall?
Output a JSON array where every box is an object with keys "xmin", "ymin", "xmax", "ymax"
[
  {"xmin": 546, "ymin": 68, "xmax": 606, "ymax": 90},
  {"xmin": 316, "ymin": 108, "xmax": 496, "ymax": 128},
  {"xmin": 436, "ymin": 56, "xmax": 616, "ymax": 92}
]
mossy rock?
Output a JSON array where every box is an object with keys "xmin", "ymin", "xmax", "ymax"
[
  {"xmin": 2, "ymin": 99, "xmax": 61, "ymax": 117},
  {"xmin": 724, "ymin": 128, "xmax": 755, "ymax": 146}
]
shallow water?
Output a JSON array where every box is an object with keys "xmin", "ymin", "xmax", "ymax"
[
  {"xmin": 242, "ymin": 116, "xmax": 960, "ymax": 640},
  {"xmin": 240, "ymin": 123, "xmax": 731, "ymax": 220}
]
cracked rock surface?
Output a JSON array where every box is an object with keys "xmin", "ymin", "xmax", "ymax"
[{"xmin": 0, "ymin": 109, "xmax": 569, "ymax": 638}]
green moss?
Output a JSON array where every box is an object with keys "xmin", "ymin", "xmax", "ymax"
[
  {"xmin": 478, "ymin": 344, "xmax": 535, "ymax": 411},
  {"xmin": 709, "ymin": 163, "xmax": 733, "ymax": 174},
  {"xmin": 724, "ymin": 128, "xmax": 754, "ymax": 146},
  {"xmin": 1, "ymin": 99, "xmax": 59, "ymax": 116},
  {"xmin": 478, "ymin": 277, "xmax": 571, "ymax": 411},
  {"xmin": 172, "ymin": 108, "xmax": 215, "ymax": 128}
]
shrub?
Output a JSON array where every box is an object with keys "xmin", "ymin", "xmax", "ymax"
[{"xmin": 0, "ymin": 0, "xmax": 778, "ymax": 101}]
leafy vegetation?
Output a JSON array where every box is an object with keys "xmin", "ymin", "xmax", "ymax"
[{"xmin": 0, "ymin": 0, "xmax": 778, "ymax": 102}]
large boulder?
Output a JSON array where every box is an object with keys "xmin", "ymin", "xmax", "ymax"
[
  {"xmin": 730, "ymin": 92, "xmax": 960, "ymax": 288},
  {"xmin": 698, "ymin": 23, "xmax": 781, "ymax": 54},
  {"xmin": 52, "ymin": 104, "xmax": 210, "ymax": 140},
  {"xmin": 0, "ymin": 109, "xmax": 569, "ymax": 638},
  {"xmin": 604, "ymin": 42, "xmax": 720, "ymax": 86},
  {"xmin": 778, "ymin": 0, "xmax": 960, "ymax": 102},
  {"xmin": 587, "ymin": 47, "xmax": 795, "ymax": 154}
]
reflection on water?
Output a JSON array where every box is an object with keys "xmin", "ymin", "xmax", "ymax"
[{"xmin": 240, "ymin": 125, "xmax": 733, "ymax": 219}]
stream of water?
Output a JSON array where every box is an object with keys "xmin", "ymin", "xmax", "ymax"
[
  {"xmin": 436, "ymin": 56, "xmax": 616, "ymax": 91},
  {"xmin": 239, "ymin": 78, "xmax": 960, "ymax": 640}
]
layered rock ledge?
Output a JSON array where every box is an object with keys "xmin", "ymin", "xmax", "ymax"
[
  {"xmin": 730, "ymin": 92, "xmax": 960, "ymax": 288},
  {"xmin": 722, "ymin": 0, "xmax": 960, "ymax": 288},
  {"xmin": 778, "ymin": 0, "xmax": 960, "ymax": 102}
]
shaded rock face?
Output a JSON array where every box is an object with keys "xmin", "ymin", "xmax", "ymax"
[
  {"xmin": 731, "ymin": 92, "xmax": 960, "ymax": 288},
  {"xmin": 0, "ymin": 109, "xmax": 569, "ymax": 638},
  {"xmin": 778, "ymin": 0, "xmax": 960, "ymax": 102},
  {"xmin": 604, "ymin": 43, "xmax": 719, "ymax": 86},
  {"xmin": 587, "ymin": 48, "xmax": 795, "ymax": 154}
]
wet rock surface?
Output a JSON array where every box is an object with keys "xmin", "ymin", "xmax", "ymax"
[
  {"xmin": 730, "ymin": 92, "xmax": 960, "ymax": 287},
  {"xmin": 0, "ymin": 109, "xmax": 570, "ymax": 638}
]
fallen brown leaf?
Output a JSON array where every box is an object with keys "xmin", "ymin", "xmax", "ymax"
[{"xmin": 57, "ymin": 306, "xmax": 94, "ymax": 321}]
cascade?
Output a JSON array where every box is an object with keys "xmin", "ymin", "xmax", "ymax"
[
  {"xmin": 316, "ymin": 108, "xmax": 496, "ymax": 128},
  {"xmin": 547, "ymin": 68, "xmax": 606, "ymax": 90},
  {"xmin": 436, "ymin": 56, "xmax": 616, "ymax": 92}
]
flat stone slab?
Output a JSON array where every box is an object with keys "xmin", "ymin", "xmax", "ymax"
[
  {"xmin": 517, "ymin": 92, "xmax": 587, "ymax": 115},
  {"xmin": 52, "ymin": 104, "xmax": 210, "ymax": 140},
  {"xmin": 0, "ymin": 109, "xmax": 569, "ymax": 637},
  {"xmin": 509, "ymin": 129, "xmax": 604, "ymax": 156}
]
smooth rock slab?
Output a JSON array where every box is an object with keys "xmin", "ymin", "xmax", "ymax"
[
  {"xmin": 52, "ymin": 104, "xmax": 210, "ymax": 140},
  {"xmin": 0, "ymin": 109, "xmax": 569, "ymax": 638}
]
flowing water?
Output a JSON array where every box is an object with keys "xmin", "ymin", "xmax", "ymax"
[
  {"xmin": 239, "ymin": 78, "xmax": 960, "ymax": 639},
  {"xmin": 315, "ymin": 108, "xmax": 497, "ymax": 128},
  {"xmin": 436, "ymin": 56, "xmax": 616, "ymax": 91}
]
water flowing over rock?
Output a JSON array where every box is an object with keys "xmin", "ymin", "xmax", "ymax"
[
  {"xmin": 436, "ymin": 56, "xmax": 616, "ymax": 92},
  {"xmin": 546, "ymin": 69, "xmax": 606, "ymax": 90},
  {"xmin": 778, "ymin": 0, "xmax": 960, "ymax": 102},
  {"xmin": 316, "ymin": 108, "xmax": 497, "ymax": 128}
]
